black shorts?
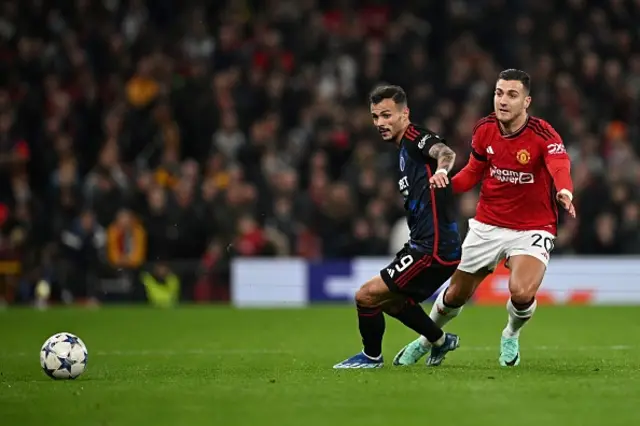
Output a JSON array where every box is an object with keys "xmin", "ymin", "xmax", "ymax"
[{"xmin": 380, "ymin": 245, "xmax": 458, "ymax": 303}]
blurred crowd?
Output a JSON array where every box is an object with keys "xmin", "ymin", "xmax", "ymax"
[{"xmin": 1, "ymin": 0, "xmax": 639, "ymax": 304}]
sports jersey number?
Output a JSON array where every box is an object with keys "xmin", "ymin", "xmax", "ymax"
[
  {"xmin": 531, "ymin": 234, "xmax": 554, "ymax": 252},
  {"xmin": 396, "ymin": 254, "xmax": 415, "ymax": 273},
  {"xmin": 387, "ymin": 254, "xmax": 415, "ymax": 278}
]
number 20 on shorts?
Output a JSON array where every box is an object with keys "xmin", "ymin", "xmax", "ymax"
[{"xmin": 531, "ymin": 233, "xmax": 554, "ymax": 252}]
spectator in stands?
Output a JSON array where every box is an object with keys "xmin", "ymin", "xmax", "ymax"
[
  {"xmin": 0, "ymin": 0, "xmax": 639, "ymax": 304},
  {"xmin": 84, "ymin": 144, "xmax": 130, "ymax": 226},
  {"xmin": 140, "ymin": 262, "xmax": 180, "ymax": 308},
  {"xmin": 59, "ymin": 209, "xmax": 105, "ymax": 304},
  {"xmin": 0, "ymin": 204, "xmax": 24, "ymax": 307},
  {"xmin": 106, "ymin": 208, "xmax": 147, "ymax": 270}
]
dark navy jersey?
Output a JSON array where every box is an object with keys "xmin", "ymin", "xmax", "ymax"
[{"xmin": 397, "ymin": 124, "xmax": 462, "ymax": 262}]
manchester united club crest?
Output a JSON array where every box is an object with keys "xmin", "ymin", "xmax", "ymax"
[{"xmin": 516, "ymin": 149, "xmax": 531, "ymax": 165}]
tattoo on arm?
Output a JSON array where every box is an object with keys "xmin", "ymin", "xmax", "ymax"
[{"xmin": 428, "ymin": 142, "xmax": 456, "ymax": 172}]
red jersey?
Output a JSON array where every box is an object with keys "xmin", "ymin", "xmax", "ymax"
[{"xmin": 452, "ymin": 113, "xmax": 573, "ymax": 235}]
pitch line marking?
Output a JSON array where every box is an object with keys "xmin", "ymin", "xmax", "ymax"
[{"xmin": 0, "ymin": 345, "xmax": 632, "ymax": 358}]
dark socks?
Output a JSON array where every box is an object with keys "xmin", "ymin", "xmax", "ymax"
[
  {"xmin": 511, "ymin": 298, "xmax": 535, "ymax": 311},
  {"xmin": 356, "ymin": 304, "xmax": 385, "ymax": 358},
  {"xmin": 389, "ymin": 301, "xmax": 444, "ymax": 343}
]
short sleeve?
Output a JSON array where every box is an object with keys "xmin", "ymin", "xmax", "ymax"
[
  {"xmin": 470, "ymin": 120, "xmax": 488, "ymax": 161},
  {"xmin": 540, "ymin": 123, "xmax": 569, "ymax": 160},
  {"xmin": 416, "ymin": 132, "xmax": 445, "ymax": 158}
]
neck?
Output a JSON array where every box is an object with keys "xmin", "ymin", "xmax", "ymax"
[
  {"xmin": 500, "ymin": 113, "xmax": 528, "ymax": 135},
  {"xmin": 395, "ymin": 121, "xmax": 411, "ymax": 145}
]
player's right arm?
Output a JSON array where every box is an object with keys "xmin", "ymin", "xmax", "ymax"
[
  {"xmin": 411, "ymin": 130, "xmax": 456, "ymax": 189},
  {"xmin": 451, "ymin": 122, "xmax": 490, "ymax": 193},
  {"xmin": 427, "ymin": 142, "xmax": 456, "ymax": 188}
]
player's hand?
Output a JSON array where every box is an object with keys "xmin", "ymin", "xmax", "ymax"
[
  {"xmin": 429, "ymin": 169, "xmax": 449, "ymax": 188},
  {"xmin": 556, "ymin": 190, "xmax": 576, "ymax": 218}
]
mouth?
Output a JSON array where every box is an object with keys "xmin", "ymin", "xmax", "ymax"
[
  {"xmin": 498, "ymin": 108, "xmax": 509, "ymax": 114},
  {"xmin": 379, "ymin": 128, "xmax": 390, "ymax": 137}
]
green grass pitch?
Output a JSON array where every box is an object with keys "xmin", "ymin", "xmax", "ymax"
[{"xmin": 1, "ymin": 305, "xmax": 639, "ymax": 425}]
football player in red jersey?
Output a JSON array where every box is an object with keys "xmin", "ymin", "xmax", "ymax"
[{"xmin": 393, "ymin": 69, "xmax": 576, "ymax": 367}]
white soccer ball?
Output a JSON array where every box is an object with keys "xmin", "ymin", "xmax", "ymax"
[{"xmin": 40, "ymin": 332, "xmax": 88, "ymax": 380}]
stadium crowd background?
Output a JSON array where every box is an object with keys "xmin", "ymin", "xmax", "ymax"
[{"xmin": 0, "ymin": 0, "xmax": 639, "ymax": 305}]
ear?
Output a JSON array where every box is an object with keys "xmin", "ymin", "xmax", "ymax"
[
  {"xmin": 524, "ymin": 96, "xmax": 532, "ymax": 110},
  {"xmin": 403, "ymin": 106, "xmax": 410, "ymax": 119}
]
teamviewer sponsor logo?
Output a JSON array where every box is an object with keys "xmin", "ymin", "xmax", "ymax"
[{"xmin": 490, "ymin": 166, "xmax": 534, "ymax": 184}]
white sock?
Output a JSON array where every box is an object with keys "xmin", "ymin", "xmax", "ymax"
[
  {"xmin": 418, "ymin": 336, "xmax": 431, "ymax": 348},
  {"xmin": 417, "ymin": 288, "xmax": 463, "ymax": 347},
  {"xmin": 362, "ymin": 351, "xmax": 382, "ymax": 361},
  {"xmin": 503, "ymin": 298, "xmax": 537, "ymax": 338},
  {"xmin": 431, "ymin": 333, "xmax": 446, "ymax": 347}
]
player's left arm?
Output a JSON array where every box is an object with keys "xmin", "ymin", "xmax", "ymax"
[
  {"xmin": 541, "ymin": 125, "xmax": 576, "ymax": 218},
  {"xmin": 421, "ymin": 137, "xmax": 456, "ymax": 189}
]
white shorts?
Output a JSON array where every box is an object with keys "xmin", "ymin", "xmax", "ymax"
[{"xmin": 458, "ymin": 219, "xmax": 555, "ymax": 273}]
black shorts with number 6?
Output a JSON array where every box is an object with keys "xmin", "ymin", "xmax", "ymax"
[{"xmin": 380, "ymin": 244, "xmax": 458, "ymax": 303}]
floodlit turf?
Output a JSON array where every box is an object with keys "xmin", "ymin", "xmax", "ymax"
[{"xmin": 1, "ymin": 305, "xmax": 639, "ymax": 426}]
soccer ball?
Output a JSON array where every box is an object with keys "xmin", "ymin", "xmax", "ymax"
[{"xmin": 40, "ymin": 332, "xmax": 88, "ymax": 380}]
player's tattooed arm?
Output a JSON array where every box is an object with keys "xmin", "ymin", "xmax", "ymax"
[
  {"xmin": 427, "ymin": 142, "xmax": 456, "ymax": 189},
  {"xmin": 428, "ymin": 143, "xmax": 456, "ymax": 172}
]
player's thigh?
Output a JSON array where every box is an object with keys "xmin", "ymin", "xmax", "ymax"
[
  {"xmin": 504, "ymin": 229, "xmax": 553, "ymax": 300},
  {"xmin": 418, "ymin": 263, "xmax": 459, "ymax": 300},
  {"xmin": 379, "ymin": 246, "xmax": 441, "ymax": 303},
  {"xmin": 445, "ymin": 267, "xmax": 491, "ymax": 305},
  {"xmin": 506, "ymin": 255, "xmax": 548, "ymax": 303},
  {"xmin": 397, "ymin": 262, "xmax": 459, "ymax": 304},
  {"xmin": 458, "ymin": 219, "xmax": 506, "ymax": 274}
]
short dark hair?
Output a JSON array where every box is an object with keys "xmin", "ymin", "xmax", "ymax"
[
  {"xmin": 498, "ymin": 69, "xmax": 531, "ymax": 93},
  {"xmin": 369, "ymin": 85, "xmax": 407, "ymax": 106}
]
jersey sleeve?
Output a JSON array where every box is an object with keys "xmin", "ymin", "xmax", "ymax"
[
  {"xmin": 540, "ymin": 123, "xmax": 574, "ymax": 194},
  {"xmin": 470, "ymin": 122, "xmax": 488, "ymax": 162},
  {"xmin": 450, "ymin": 120, "xmax": 489, "ymax": 193},
  {"xmin": 415, "ymin": 132, "xmax": 445, "ymax": 159}
]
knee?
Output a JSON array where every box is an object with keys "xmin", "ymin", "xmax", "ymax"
[
  {"xmin": 444, "ymin": 282, "xmax": 472, "ymax": 306},
  {"xmin": 356, "ymin": 276, "xmax": 391, "ymax": 308},
  {"xmin": 509, "ymin": 280, "xmax": 537, "ymax": 305},
  {"xmin": 355, "ymin": 286, "xmax": 375, "ymax": 307}
]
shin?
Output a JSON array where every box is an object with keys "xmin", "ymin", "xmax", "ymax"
[{"xmin": 503, "ymin": 255, "xmax": 545, "ymax": 338}]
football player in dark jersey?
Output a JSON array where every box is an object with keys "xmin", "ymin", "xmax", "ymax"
[{"xmin": 333, "ymin": 85, "xmax": 462, "ymax": 368}]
